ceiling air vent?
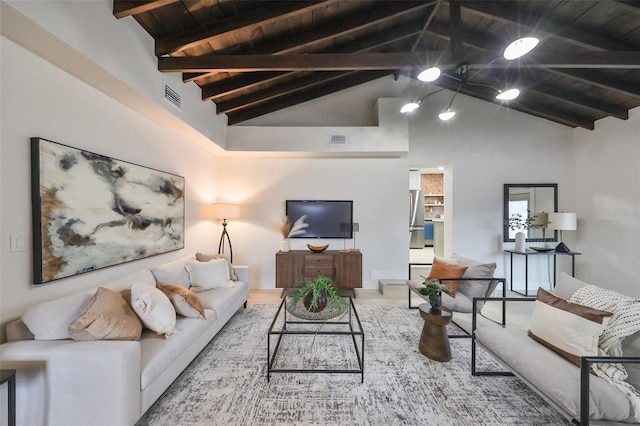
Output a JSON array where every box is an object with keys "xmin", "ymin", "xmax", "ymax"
[
  {"xmin": 330, "ymin": 134, "xmax": 347, "ymax": 145},
  {"xmin": 163, "ymin": 84, "xmax": 182, "ymax": 111}
]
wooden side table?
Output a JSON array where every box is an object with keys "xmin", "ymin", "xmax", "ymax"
[
  {"xmin": 0, "ymin": 369, "xmax": 16, "ymax": 426},
  {"xmin": 418, "ymin": 304, "xmax": 452, "ymax": 362}
]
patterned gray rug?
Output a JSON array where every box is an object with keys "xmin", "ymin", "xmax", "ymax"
[{"xmin": 137, "ymin": 304, "xmax": 570, "ymax": 426}]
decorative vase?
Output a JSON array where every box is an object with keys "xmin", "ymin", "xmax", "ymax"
[
  {"xmin": 303, "ymin": 290, "xmax": 327, "ymax": 313},
  {"xmin": 515, "ymin": 231, "xmax": 526, "ymax": 252},
  {"xmin": 429, "ymin": 294, "xmax": 442, "ymax": 309},
  {"xmin": 280, "ymin": 238, "xmax": 290, "ymax": 252}
]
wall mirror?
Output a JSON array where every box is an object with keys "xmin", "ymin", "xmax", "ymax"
[{"xmin": 503, "ymin": 183, "xmax": 558, "ymax": 242}]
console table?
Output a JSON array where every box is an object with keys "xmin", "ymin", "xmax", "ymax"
[
  {"xmin": 275, "ymin": 250, "xmax": 362, "ymax": 295},
  {"xmin": 504, "ymin": 249, "xmax": 581, "ymax": 296}
]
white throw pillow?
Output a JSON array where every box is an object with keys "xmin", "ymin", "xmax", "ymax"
[
  {"xmin": 150, "ymin": 258, "xmax": 192, "ymax": 288},
  {"xmin": 130, "ymin": 282, "xmax": 179, "ymax": 338},
  {"xmin": 186, "ymin": 259, "xmax": 234, "ymax": 292}
]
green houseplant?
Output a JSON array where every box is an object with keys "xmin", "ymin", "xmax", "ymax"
[
  {"xmin": 290, "ymin": 275, "xmax": 346, "ymax": 313},
  {"xmin": 418, "ymin": 277, "xmax": 452, "ymax": 309}
]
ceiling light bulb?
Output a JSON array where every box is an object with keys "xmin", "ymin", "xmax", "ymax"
[
  {"xmin": 438, "ymin": 109, "xmax": 455, "ymax": 121},
  {"xmin": 503, "ymin": 37, "xmax": 539, "ymax": 60},
  {"xmin": 417, "ymin": 67, "xmax": 441, "ymax": 82},
  {"xmin": 496, "ymin": 88, "xmax": 520, "ymax": 100},
  {"xmin": 400, "ymin": 101, "xmax": 420, "ymax": 113}
]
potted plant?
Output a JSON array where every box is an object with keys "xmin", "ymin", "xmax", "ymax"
[
  {"xmin": 418, "ymin": 277, "xmax": 452, "ymax": 309},
  {"xmin": 290, "ymin": 275, "xmax": 346, "ymax": 313}
]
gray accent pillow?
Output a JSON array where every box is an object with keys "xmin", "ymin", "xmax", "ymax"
[{"xmin": 552, "ymin": 272, "xmax": 586, "ymax": 300}]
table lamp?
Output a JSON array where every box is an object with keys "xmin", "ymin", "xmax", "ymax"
[
  {"xmin": 547, "ymin": 212, "xmax": 576, "ymax": 252},
  {"xmin": 209, "ymin": 203, "xmax": 240, "ymax": 262}
]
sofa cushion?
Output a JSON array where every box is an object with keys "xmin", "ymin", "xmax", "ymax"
[
  {"xmin": 186, "ymin": 259, "xmax": 234, "ymax": 292},
  {"xmin": 130, "ymin": 283, "xmax": 179, "ymax": 338},
  {"xmin": 528, "ymin": 288, "xmax": 612, "ymax": 367},
  {"xmin": 428, "ymin": 257, "xmax": 468, "ymax": 297},
  {"xmin": 476, "ymin": 327, "xmax": 638, "ymax": 422},
  {"xmin": 68, "ymin": 287, "xmax": 142, "ymax": 341},
  {"xmin": 22, "ymin": 290, "xmax": 94, "ymax": 340},
  {"xmin": 196, "ymin": 252, "xmax": 238, "ymax": 280},
  {"xmin": 158, "ymin": 284, "xmax": 205, "ymax": 319},
  {"xmin": 552, "ymin": 272, "xmax": 586, "ymax": 300},
  {"xmin": 150, "ymin": 256, "xmax": 196, "ymax": 288},
  {"xmin": 622, "ymin": 331, "xmax": 640, "ymax": 391}
]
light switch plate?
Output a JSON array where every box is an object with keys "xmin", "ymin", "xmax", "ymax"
[{"xmin": 10, "ymin": 232, "xmax": 28, "ymax": 252}]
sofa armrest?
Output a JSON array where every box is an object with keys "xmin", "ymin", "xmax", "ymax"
[
  {"xmin": 233, "ymin": 265, "xmax": 250, "ymax": 284},
  {"xmin": 579, "ymin": 356, "xmax": 640, "ymax": 426},
  {"xmin": 0, "ymin": 339, "xmax": 141, "ymax": 426}
]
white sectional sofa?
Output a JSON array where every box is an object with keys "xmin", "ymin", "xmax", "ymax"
[
  {"xmin": 472, "ymin": 273, "xmax": 640, "ymax": 425},
  {"xmin": 0, "ymin": 253, "xmax": 250, "ymax": 426}
]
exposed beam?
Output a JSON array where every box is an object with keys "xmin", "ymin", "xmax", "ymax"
[
  {"xmin": 184, "ymin": 1, "xmax": 433, "ymax": 83},
  {"xmin": 201, "ymin": 23, "xmax": 425, "ymax": 101},
  {"xmin": 449, "ymin": 1, "xmax": 464, "ymax": 63},
  {"xmin": 225, "ymin": 71, "xmax": 390, "ymax": 124},
  {"xmin": 610, "ymin": 0, "xmax": 640, "ymax": 14},
  {"xmin": 155, "ymin": 1, "xmax": 329, "ymax": 56},
  {"xmin": 160, "ymin": 51, "xmax": 640, "ymax": 72},
  {"xmin": 113, "ymin": 0, "xmax": 178, "ymax": 19},
  {"xmin": 458, "ymin": 1, "xmax": 638, "ymax": 51},
  {"xmin": 545, "ymin": 68, "xmax": 640, "ymax": 98}
]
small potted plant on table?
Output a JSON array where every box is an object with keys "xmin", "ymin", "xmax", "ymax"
[
  {"xmin": 290, "ymin": 275, "xmax": 346, "ymax": 313},
  {"xmin": 418, "ymin": 277, "xmax": 452, "ymax": 310}
]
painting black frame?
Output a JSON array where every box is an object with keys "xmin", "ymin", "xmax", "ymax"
[{"xmin": 31, "ymin": 137, "xmax": 185, "ymax": 284}]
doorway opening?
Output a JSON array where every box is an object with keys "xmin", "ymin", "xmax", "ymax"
[{"xmin": 409, "ymin": 166, "xmax": 453, "ymax": 279}]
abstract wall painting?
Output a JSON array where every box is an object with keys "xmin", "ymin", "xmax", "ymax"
[{"xmin": 31, "ymin": 137, "xmax": 185, "ymax": 283}]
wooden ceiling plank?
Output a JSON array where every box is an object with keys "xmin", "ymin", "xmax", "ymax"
[
  {"xmin": 159, "ymin": 51, "xmax": 640, "ymax": 72},
  {"xmin": 184, "ymin": 1, "xmax": 433, "ymax": 83},
  {"xmin": 225, "ymin": 71, "xmax": 390, "ymax": 124},
  {"xmin": 546, "ymin": 68, "xmax": 640, "ymax": 98},
  {"xmin": 610, "ymin": 1, "xmax": 640, "ymax": 14},
  {"xmin": 155, "ymin": 1, "xmax": 329, "ymax": 56},
  {"xmin": 113, "ymin": 0, "xmax": 179, "ymax": 19},
  {"xmin": 458, "ymin": 0, "xmax": 638, "ymax": 51}
]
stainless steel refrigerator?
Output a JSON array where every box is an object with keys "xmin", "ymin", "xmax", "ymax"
[{"xmin": 409, "ymin": 189, "xmax": 425, "ymax": 248}]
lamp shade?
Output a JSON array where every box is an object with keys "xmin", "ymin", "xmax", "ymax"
[
  {"xmin": 209, "ymin": 203, "xmax": 240, "ymax": 220},
  {"xmin": 547, "ymin": 212, "xmax": 576, "ymax": 231}
]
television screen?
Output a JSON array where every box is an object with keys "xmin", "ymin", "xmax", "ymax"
[{"xmin": 286, "ymin": 200, "xmax": 353, "ymax": 239}]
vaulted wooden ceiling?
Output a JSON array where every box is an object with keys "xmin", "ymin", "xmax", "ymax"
[{"xmin": 113, "ymin": 0, "xmax": 640, "ymax": 129}]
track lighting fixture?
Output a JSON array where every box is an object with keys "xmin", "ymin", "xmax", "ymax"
[{"xmin": 401, "ymin": 36, "xmax": 540, "ymax": 118}]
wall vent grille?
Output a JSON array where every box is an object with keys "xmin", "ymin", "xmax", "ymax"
[
  {"xmin": 330, "ymin": 134, "xmax": 347, "ymax": 145},
  {"xmin": 164, "ymin": 84, "xmax": 182, "ymax": 111}
]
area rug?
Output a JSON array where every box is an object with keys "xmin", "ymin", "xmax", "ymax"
[{"xmin": 136, "ymin": 304, "xmax": 570, "ymax": 426}]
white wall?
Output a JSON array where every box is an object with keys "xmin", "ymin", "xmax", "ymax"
[
  {"xmin": 216, "ymin": 156, "xmax": 409, "ymax": 289},
  {"xmin": 573, "ymin": 107, "xmax": 640, "ymax": 297},
  {"xmin": 0, "ymin": 37, "xmax": 223, "ymax": 340},
  {"xmin": 408, "ymin": 89, "xmax": 577, "ymax": 285}
]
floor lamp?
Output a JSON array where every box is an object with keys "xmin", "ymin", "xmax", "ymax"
[
  {"xmin": 548, "ymin": 212, "xmax": 577, "ymax": 252},
  {"xmin": 210, "ymin": 203, "xmax": 240, "ymax": 263}
]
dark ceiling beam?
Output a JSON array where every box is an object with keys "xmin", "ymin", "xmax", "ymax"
[
  {"xmin": 411, "ymin": 0, "xmax": 441, "ymax": 52},
  {"xmin": 449, "ymin": 1, "xmax": 464, "ymax": 63},
  {"xmin": 216, "ymin": 72, "xmax": 355, "ymax": 114},
  {"xmin": 225, "ymin": 71, "xmax": 390, "ymax": 125},
  {"xmin": 113, "ymin": 0, "xmax": 178, "ymax": 19},
  {"xmin": 201, "ymin": 23, "xmax": 425, "ymax": 101},
  {"xmin": 184, "ymin": 1, "xmax": 434, "ymax": 83},
  {"xmin": 159, "ymin": 51, "xmax": 640, "ymax": 72},
  {"xmin": 458, "ymin": 0, "xmax": 638, "ymax": 51},
  {"xmin": 155, "ymin": 1, "xmax": 329, "ymax": 56}
]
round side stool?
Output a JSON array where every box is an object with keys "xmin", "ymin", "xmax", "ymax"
[{"xmin": 418, "ymin": 303, "xmax": 453, "ymax": 362}]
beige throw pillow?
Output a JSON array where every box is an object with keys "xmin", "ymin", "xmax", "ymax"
[
  {"xmin": 528, "ymin": 288, "xmax": 613, "ymax": 368},
  {"xmin": 186, "ymin": 259, "xmax": 235, "ymax": 292},
  {"xmin": 68, "ymin": 287, "xmax": 142, "ymax": 341},
  {"xmin": 196, "ymin": 252, "xmax": 238, "ymax": 280},
  {"xmin": 158, "ymin": 284, "xmax": 206, "ymax": 319}
]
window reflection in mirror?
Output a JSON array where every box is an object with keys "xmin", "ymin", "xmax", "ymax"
[{"xmin": 503, "ymin": 184, "xmax": 558, "ymax": 242}]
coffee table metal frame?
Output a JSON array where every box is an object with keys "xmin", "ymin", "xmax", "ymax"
[{"xmin": 267, "ymin": 295, "xmax": 365, "ymax": 382}]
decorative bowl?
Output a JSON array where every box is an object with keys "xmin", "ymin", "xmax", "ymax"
[
  {"xmin": 530, "ymin": 246, "xmax": 554, "ymax": 252},
  {"xmin": 307, "ymin": 243, "xmax": 329, "ymax": 253}
]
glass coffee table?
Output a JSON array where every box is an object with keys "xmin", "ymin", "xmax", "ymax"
[{"xmin": 267, "ymin": 293, "xmax": 365, "ymax": 382}]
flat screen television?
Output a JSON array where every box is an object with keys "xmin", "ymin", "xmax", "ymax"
[{"xmin": 285, "ymin": 200, "xmax": 353, "ymax": 239}]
